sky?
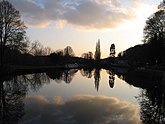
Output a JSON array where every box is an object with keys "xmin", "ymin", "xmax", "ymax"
[{"xmin": 8, "ymin": 0, "xmax": 161, "ymax": 58}]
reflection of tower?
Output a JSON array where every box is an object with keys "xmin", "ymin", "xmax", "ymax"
[
  {"xmin": 108, "ymin": 71, "xmax": 115, "ymax": 88},
  {"xmin": 94, "ymin": 69, "xmax": 101, "ymax": 91}
]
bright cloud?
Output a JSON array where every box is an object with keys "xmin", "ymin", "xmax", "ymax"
[
  {"xmin": 21, "ymin": 95, "xmax": 140, "ymax": 124},
  {"xmin": 8, "ymin": 0, "xmax": 146, "ymax": 29}
]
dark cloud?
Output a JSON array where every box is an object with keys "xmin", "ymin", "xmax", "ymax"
[
  {"xmin": 20, "ymin": 95, "xmax": 140, "ymax": 124},
  {"xmin": 8, "ymin": 0, "xmax": 141, "ymax": 29}
]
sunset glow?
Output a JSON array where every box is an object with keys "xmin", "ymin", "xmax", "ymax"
[{"xmin": 8, "ymin": 0, "xmax": 161, "ymax": 58}]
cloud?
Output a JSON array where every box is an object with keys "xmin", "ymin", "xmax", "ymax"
[
  {"xmin": 21, "ymin": 95, "xmax": 140, "ymax": 124},
  {"xmin": 8, "ymin": 0, "xmax": 142, "ymax": 29}
]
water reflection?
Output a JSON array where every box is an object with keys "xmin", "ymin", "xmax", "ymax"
[
  {"xmin": 46, "ymin": 69, "xmax": 78, "ymax": 84},
  {"xmin": 80, "ymin": 68, "xmax": 116, "ymax": 91},
  {"xmin": 21, "ymin": 95, "xmax": 140, "ymax": 124},
  {"xmin": 137, "ymin": 88, "xmax": 165, "ymax": 124},
  {"xmin": 80, "ymin": 68, "xmax": 93, "ymax": 78},
  {"xmin": 107, "ymin": 70, "xmax": 115, "ymax": 88},
  {"xmin": 136, "ymin": 76, "xmax": 165, "ymax": 124},
  {"xmin": 0, "ymin": 68, "xmax": 165, "ymax": 123},
  {"xmin": 0, "ymin": 73, "xmax": 50, "ymax": 124},
  {"xmin": 94, "ymin": 69, "xmax": 101, "ymax": 91},
  {"xmin": 114, "ymin": 69, "xmax": 165, "ymax": 124},
  {"xmin": 0, "ymin": 77, "xmax": 26, "ymax": 124}
]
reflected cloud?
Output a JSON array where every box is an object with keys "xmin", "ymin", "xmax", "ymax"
[
  {"xmin": 8, "ymin": 0, "xmax": 144, "ymax": 29},
  {"xmin": 21, "ymin": 95, "xmax": 140, "ymax": 124}
]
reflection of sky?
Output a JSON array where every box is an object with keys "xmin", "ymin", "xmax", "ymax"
[
  {"xmin": 28, "ymin": 70, "xmax": 140, "ymax": 103},
  {"xmin": 24, "ymin": 69, "xmax": 141, "ymax": 123},
  {"xmin": 20, "ymin": 95, "xmax": 140, "ymax": 124}
]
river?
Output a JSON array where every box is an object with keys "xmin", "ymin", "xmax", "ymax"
[{"xmin": 0, "ymin": 68, "xmax": 165, "ymax": 124}]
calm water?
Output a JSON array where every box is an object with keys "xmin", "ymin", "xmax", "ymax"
[{"xmin": 0, "ymin": 69, "xmax": 165, "ymax": 124}]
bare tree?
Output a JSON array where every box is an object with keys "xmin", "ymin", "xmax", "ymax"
[
  {"xmin": 63, "ymin": 46, "xmax": 75, "ymax": 57},
  {"xmin": 81, "ymin": 51, "xmax": 93, "ymax": 59},
  {"xmin": 0, "ymin": 0, "xmax": 27, "ymax": 65},
  {"xmin": 44, "ymin": 47, "xmax": 54, "ymax": 55},
  {"xmin": 28, "ymin": 41, "xmax": 43, "ymax": 56}
]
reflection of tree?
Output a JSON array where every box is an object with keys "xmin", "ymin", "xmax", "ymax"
[
  {"xmin": 136, "ymin": 83, "xmax": 165, "ymax": 123},
  {"xmin": 108, "ymin": 71, "xmax": 115, "ymax": 88},
  {"xmin": 116, "ymin": 69, "xmax": 165, "ymax": 123},
  {"xmin": 46, "ymin": 69, "xmax": 63, "ymax": 82},
  {"xmin": 0, "ymin": 78, "xmax": 27, "ymax": 124},
  {"xmin": 63, "ymin": 69, "xmax": 78, "ymax": 83},
  {"xmin": 0, "ymin": 73, "xmax": 50, "ymax": 124},
  {"xmin": 94, "ymin": 69, "xmax": 101, "ymax": 91},
  {"xmin": 25, "ymin": 73, "xmax": 50, "ymax": 91},
  {"xmin": 80, "ymin": 68, "xmax": 93, "ymax": 78},
  {"xmin": 46, "ymin": 69, "xmax": 78, "ymax": 84}
]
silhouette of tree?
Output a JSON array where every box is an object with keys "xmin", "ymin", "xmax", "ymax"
[
  {"xmin": 63, "ymin": 46, "xmax": 75, "ymax": 57},
  {"xmin": 81, "ymin": 51, "xmax": 93, "ymax": 59},
  {"xmin": 28, "ymin": 41, "xmax": 43, "ymax": 56},
  {"xmin": 56, "ymin": 49, "xmax": 64, "ymax": 56},
  {"xmin": 143, "ymin": 10, "xmax": 165, "ymax": 44},
  {"xmin": 143, "ymin": 9, "xmax": 165, "ymax": 62},
  {"xmin": 110, "ymin": 44, "xmax": 116, "ymax": 57},
  {"xmin": 0, "ymin": 0, "xmax": 27, "ymax": 65},
  {"xmin": 88, "ymin": 52, "xmax": 93, "ymax": 59},
  {"xmin": 28, "ymin": 41, "xmax": 53, "ymax": 56},
  {"xmin": 43, "ymin": 47, "xmax": 54, "ymax": 55},
  {"xmin": 94, "ymin": 39, "xmax": 101, "ymax": 60},
  {"xmin": 117, "ymin": 51, "xmax": 124, "ymax": 57}
]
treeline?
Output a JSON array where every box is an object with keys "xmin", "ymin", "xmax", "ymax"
[
  {"xmin": 117, "ymin": 8, "xmax": 165, "ymax": 67},
  {"xmin": 0, "ymin": 1, "xmax": 115, "ymax": 67}
]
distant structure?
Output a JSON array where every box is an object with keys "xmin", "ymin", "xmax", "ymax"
[{"xmin": 158, "ymin": 0, "xmax": 165, "ymax": 10}]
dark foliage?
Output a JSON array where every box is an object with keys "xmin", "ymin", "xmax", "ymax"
[{"xmin": 0, "ymin": 1, "xmax": 27, "ymax": 65}]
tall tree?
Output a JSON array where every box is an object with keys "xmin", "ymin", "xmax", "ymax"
[
  {"xmin": 143, "ymin": 10, "xmax": 165, "ymax": 44},
  {"xmin": 110, "ymin": 43, "xmax": 115, "ymax": 57},
  {"xmin": 94, "ymin": 39, "xmax": 101, "ymax": 60},
  {"xmin": 143, "ymin": 5, "xmax": 165, "ymax": 62},
  {"xmin": 0, "ymin": 0, "xmax": 27, "ymax": 65}
]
